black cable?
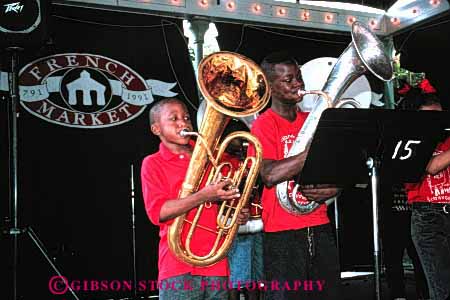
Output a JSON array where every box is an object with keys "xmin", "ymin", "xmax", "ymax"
[
  {"xmin": 397, "ymin": 17, "xmax": 450, "ymax": 54},
  {"xmin": 51, "ymin": 14, "xmax": 198, "ymax": 111},
  {"xmin": 161, "ymin": 19, "xmax": 198, "ymax": 111},
  {"xmin": 53, "ymin": 14, "xmax": 170, "ymax": 29},
  {"xmin": 246, "ymin": 25, "xmax": 349, "ymax": 45}
]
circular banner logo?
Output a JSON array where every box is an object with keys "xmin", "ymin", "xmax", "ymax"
[{"xmin": 18, "ymin": 53, "xmax": 177, "ymax": 128}]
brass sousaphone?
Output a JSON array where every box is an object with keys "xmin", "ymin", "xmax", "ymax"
[{"xmin": 276, "ymin": 21, "xmax": 394, "ymax": 215}]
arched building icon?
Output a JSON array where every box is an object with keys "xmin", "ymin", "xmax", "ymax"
[{"xmin": 66, "ymin": 70, "xmax": 106, "ymax": 106}]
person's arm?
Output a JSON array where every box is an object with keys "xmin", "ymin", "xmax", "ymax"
[
  {"xmin": 260, "ymin": 152, "xmax": 307, "ymax": 188},
  {"xmin": 159, "ymin": 180, "xmax": 240, "ymax": 222},
  {"xmin": 261, "ymin": 156, "xmax": 340, "ymax": 201},
  {"xmin": 300, "ymin": 185, "xmax": 341, "ymax": 202},
  {"xmin": 426, "ymin": 148, "xmax": 450, "ymax": 175},
  {"xmin": 250, "ymin": 116, "xmax": 309, "ymax": 188},
  {"xmin": 142, "ymin": 158, "xmax": 247, "ymax": 224}
]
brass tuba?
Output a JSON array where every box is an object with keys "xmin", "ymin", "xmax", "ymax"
[
  {"xmin": 167, "ymin": 51, "xmax": 270, "ymax": 266},
  {"xmin": 276, "ymin": 21, "xmax": 393, "ymax": 215}
]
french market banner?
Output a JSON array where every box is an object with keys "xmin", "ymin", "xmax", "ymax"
[
  {"xmin": 0, "ymin": 6, "xmax": 198, "ymax": 300},
  {"xmin": 0, "ymin": 19, "xmax": 197, "ymax": 128},
  {"xmin": 15, "ymin": 53, "xmax": 177, "ymax": 128}
]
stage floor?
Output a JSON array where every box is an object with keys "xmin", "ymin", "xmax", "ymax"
[{"xmin": 342, "ymin": 269, "xmax": 424, "ymax": 300}]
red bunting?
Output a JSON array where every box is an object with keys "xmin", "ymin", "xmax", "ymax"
[
  {"xmin": 397, "ymin": 79, "xmax": 436, "ymax": 95},
  {"xmin": 418, "ymin": 78, "xmax": 437, "ymax": 94}
]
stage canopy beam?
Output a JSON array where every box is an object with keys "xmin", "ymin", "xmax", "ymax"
[{"xmin": 52, "ymin": 0, "xmax": 450, "ymax": 36}]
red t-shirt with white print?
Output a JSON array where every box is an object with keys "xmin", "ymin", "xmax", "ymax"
[
  {"xmin": 250, "ymin": 108, "xmax": 329, "ymax": 232},
  {"xmin": 405, "ymin": 137, "xmax": 450, "ymax": 204}
]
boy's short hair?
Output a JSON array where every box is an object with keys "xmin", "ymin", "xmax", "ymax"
[
  {"xmin": 260, "ymin": 51, "xmax": 300, "ymax": 82},
  {"xmin": 398, "ymin": 88, "xmax": 441, "ymax": 111},
  {"xmin": 149, "ymin": 98, "xmax": 187, "ymax": 125}
]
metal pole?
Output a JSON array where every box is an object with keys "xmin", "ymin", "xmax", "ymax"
[
  {"xmin": 367, "ymin": 157, "xmax": 381, "ymax": 300},
  {"xmin": 186, "ymin": 17, "xmax": 209, "ymax": 105},
  {"xmin": 334, "ymin": 197, "xmax": 341, "ymax": 269},
  {"xmin": 382, "ymin": 36, "xmax": 395, "ymax": 110},
  {"xmin": 7, "ymin": 47, "xmax": 21, "ymax": 300},
  {"xmin": 130, "ymin": 164, "xmax": 137, "ymax": 298},
  {"xmin": 188, "ymin": 17, "xmax": 209, "ymax": 72},
  {"xmin": 5, "ymin": 48, "xmax": 80, "ymax": 300}
]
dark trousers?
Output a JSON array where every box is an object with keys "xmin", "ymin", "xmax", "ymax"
[
  {"xmin": 263, "ymin": 223, "xmax": 340, "ymax": 300},
  {"xmin": 411, "ymin": 203, "xmax": 450, "ymax": 300},
  {"xmin": 382, "ymin": 211, "xmax": 429, "ymax": 299}
]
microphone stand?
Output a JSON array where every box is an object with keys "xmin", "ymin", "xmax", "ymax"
[
  {"xmin": 4, "ymin": 47, "xmax": 79, "ymax": 300},
  {"xmin": 130, "ymin": 164, "xmax": 138, "ymax": 298},
  {"xmin": 7, "ymin": 45, "xmax": 21, "ymax": 300},
  {"xmin": 367, "ymin": 157, "xmax": 382, "ymax": 300}
]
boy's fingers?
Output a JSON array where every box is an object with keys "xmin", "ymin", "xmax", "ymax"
[
  {"xmin": 211, "ymin": 179, "xmax": 227, "ymax": 187},
  {"xmin": 217, "ymin": 189, "xmax": 240, "ymax": 199},
  {"xmin": 219, "ymin": 193, "xmax": 241, "ymax": 200}
]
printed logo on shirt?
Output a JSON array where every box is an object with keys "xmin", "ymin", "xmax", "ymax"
[
  {"xmin": 281, "ymin": 134, "xmax": 296, "ymax": 158},
  {"xmin": 281, "ymin": 134, "xmax": 309, "ymax": 204},
  {"xmin": 425, "ymin": 148, "xmax": 450, "ymax": 202},
  {"xmin": 7, "ymin": 53, "xmax": 177, "ymax": 128}
]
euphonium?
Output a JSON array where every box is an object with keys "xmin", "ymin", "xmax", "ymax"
[
  {"xmin": 167, "ymin": 51, "xmax": 270, "ymax": 266},
  {"xmin": 276, "ymin": 21, "xmax": 393, "ymax": 215}
]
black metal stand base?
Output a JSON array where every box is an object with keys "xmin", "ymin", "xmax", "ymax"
[{"xmin": 4, "ymin": 225, "xmax": 81, "ymax": 300}]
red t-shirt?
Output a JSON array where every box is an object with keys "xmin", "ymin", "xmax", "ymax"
[
  {"xmin": 250, "ymin": 108, "xmax": 329, "ymax": 232},
  {"xmin": 141, "ymin": 142, "xmax": 229, "ymax": 281},
  {"xmin": 405, "ymin": 137, "xmax": 450, "ymax": 204}
]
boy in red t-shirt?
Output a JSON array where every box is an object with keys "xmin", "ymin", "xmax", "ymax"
[
  {"xmin": 250, "ymin": 51, "xmax": 341, "ymax": 300},
  {"xmin": 401, "ymin": 85, "xmax": 450, "ymax": 300},
  {"xmin": 141, "ymin": 98, "xmax": 250, "ymax": 300}
]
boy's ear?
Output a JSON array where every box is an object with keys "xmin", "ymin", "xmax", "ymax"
[{"xmin": 151, "ymin": 123, "xmax": 160, "ymax": 135}]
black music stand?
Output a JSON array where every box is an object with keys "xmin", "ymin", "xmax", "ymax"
[{"xmin": 297, "ymin": 108, "xmax": 447, "ymax": 300}]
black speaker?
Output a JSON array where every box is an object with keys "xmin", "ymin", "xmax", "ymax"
[{"xmin": 0, "ymin": 0, "xmax": 49, "ymax": 49}]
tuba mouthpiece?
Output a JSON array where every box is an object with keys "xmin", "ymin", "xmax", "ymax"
[
  {"xmin": 297, "ymin": 90, "xmax": 307, "ymax": 96},
  {"xmin": 180, "ymin": 129, "xmax": 190, "ymax": 137}
]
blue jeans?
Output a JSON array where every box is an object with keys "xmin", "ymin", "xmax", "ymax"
[
  {"xmin": 411, "ymin": 203, "xmax": 450, "ymax": 300},
  {"xmin": 228, "ymin": 232, "xmax": 263, "ymax": 287},
  {"xmin": 158, "ymin": 274, "xmax": 228, "ymax": 300},
  {"xmin": 264, "ymin": 223, "xmax": 340, "ymax": 300}
]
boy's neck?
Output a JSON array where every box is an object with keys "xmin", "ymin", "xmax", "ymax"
[
  {"xmin": 271, "ymin": 100, "xmax": 299, "ymax": 122},
  {"xmin": 163, "ymin": 141, "xmax": 193, "ymax": 155}
]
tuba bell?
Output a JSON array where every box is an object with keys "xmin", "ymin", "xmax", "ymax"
[
  {"xmin": 276, "ymin": 21, "xmax": 393, "ymax": 215},
  {"xmin": 167, "ymin": 51, "xmax": 270, "ymax": 266}
]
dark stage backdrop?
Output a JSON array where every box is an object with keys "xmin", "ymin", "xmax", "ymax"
[
  {"xmin": 1, "ymin": 6, "xmax": 198, "ymax": 300},
  {"xmin": 1, "ymin": 5, "xmax": 449, "ymax": 300},
  {"xmin": 393, "ymin": 14, "xmax": 450, "ymax": 110}
]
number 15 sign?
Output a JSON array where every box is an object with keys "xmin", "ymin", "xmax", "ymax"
[{"xmin": 379, "ymin": 109, "xmax": 447, "ymax": 183}]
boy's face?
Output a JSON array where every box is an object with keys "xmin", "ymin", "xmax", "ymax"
[
  {"xmin": 270, "ymin": 63, "xmax": 304, "ymax": 104},
  {"xmin": 151, "ymin": 102, "xmax": 193, "ymax": 146}
]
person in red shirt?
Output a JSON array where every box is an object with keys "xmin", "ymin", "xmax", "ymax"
[
  {"xmin": 250, "ymin": 51, "xmax": 341, "ymax": 300},
  {"xmin": 141, "ymin": 97, "xmax": 250, "ymax": 300},
  {"xmin": 401, "ymin": 83, "xmax": 450, "ymax": 300}
]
